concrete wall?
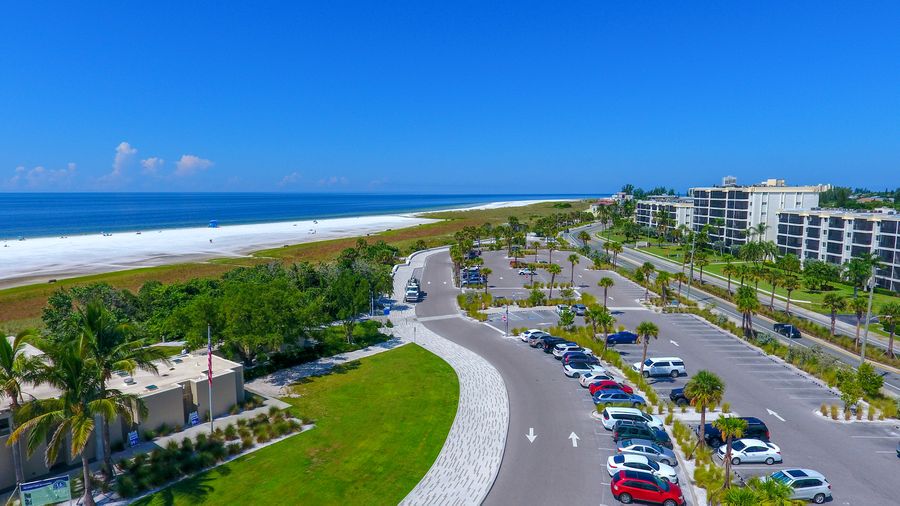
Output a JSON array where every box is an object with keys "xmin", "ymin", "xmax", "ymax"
[
  {"xmin": 0, "ymin": 415, "xmax": 56, "ymax": 490},
  {"xmin": 137, "ymin": 385, "xmax": 187, "ymax": 433},
  {"xmin": 191, "ymin": 370, "xmax": 238, "ymax": 420}
]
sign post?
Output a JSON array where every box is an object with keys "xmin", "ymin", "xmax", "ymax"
[{"xmin": 20, "ymin": 475, "xmax": 71, "ymax": 506}]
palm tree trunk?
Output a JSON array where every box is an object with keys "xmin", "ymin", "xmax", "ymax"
[
  {"xmin": 9, "ymin": 414, "xmax": 24, "ymax": 485},
  {"xmin": 723, "ymin": 440, "xmax": 732, "ymax": 488},
  {"xmin": 640, "ymin": 338, "xmax": 649, "ymax": 375},
  {"xmin": 603, "ymin": 288, "xmax": 608, "ymax": 308},
  {"xmin": 889, "ymin": 330, "xmax": 895, "ymax": 358},
  {"xmin": 770, "ymin": 289, "xmax": 776, "ymax": 309},
  {"xmin": 786, "ymin": 291, "xmax": 792, "ymax": 313},
  {"xmin": 830, "ymin": 313, "xmax": 837, "ymax": 336},
  {"xmin": 677, "ymin": 279, "xmax": 682, "ymax": 296},
  {"xmin": 102, "ymin": 417, "xmax": 113, "ymax": 481},
  {"xmin": 726, "ymin": 277, "xmax": 731, "ymax": 293},
  {"xmin": 81, "ymin": 453, "xmax": 96, "ymax": 506}
]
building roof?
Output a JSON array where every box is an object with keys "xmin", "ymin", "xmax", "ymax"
[
  {"xmin": 779, "ymin": 208, "xmax": 899, "ymax": 220},
  {"xmin": 1, "ymin": 346, "xmax": 242, "ymax": 413}
]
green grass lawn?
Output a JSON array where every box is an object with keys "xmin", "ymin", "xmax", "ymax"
[{"xmin": 133, "ymin": 344, "xmax": 459, "ymax": 505}]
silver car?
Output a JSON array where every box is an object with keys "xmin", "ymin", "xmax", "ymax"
[
  {"xmin": 717, "ymin": 438, "xmax": 782, "ymax": 465},
  {"xmin": 765, "ymin": 469, "xmax": 831, "ymax": 504},
  {"xmin": 615, "ymin": 438, "xmax": 677, "ymax": 467}
]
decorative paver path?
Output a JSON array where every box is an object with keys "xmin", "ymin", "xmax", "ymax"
[{"xmin": 395, "ymin": 249, "xmax": 509, "ymax": 506}]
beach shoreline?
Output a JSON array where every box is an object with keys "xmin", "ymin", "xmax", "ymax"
[{"xmin": 0, "ymin": 198, "xmax": 575, "ymax": 290}]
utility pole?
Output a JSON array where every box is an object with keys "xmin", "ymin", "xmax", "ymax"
[
  {"xmin": 859, "ymin": 265, "xmax": 876, "ymax": 366},
  {"xmin": 685, "ymin": 229, "xmax": 697, "ymax": 300}
]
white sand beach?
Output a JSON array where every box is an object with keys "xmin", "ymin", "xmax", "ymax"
[{"xmin": 0, "ymin": 199, "xmax": 571, "ymax": 289}]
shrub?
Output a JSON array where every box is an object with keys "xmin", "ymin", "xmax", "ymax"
[
  {"xmin": 224, "ymin": 424, "xmax": 239, "ymax": 440},
  {"xmin": 830, "ymin": 404, "xmax": 839, "ymax": 420},
  {"xmin": 385, "ymin": 319, "xmax": 394, "ymax": 328},
  {"xmin": 143, "ymin": 430, "xmax": 156, "ymax": 440},
  {"xmin": 274, "ymin": 420, "xmax": 292, "ymax": 436},
  {"xmin": 820, "ymin": 403, "xmax": 828, "ymax": 417},
  {"xmin": 116, "ymin": 476, "xmax": 138, "ymax": 498},
  {"xmin": 227, "ymin": 442, "xmax": 242, "ymax": 455},
  {"xmin": 721, "ymin": 402, "xmax": 731, "ymax": 414},
  {"xmin": 665, "ymin": 412, "xmax": 674, "ymax": 425},
  {"xmin": 241, "ymin": 435, "xmax": 254, "ymax": 450}
]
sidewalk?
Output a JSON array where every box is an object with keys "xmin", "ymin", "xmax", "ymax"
[
  {"xmin": 394, "ymin": 248, "xmax": 510, "ymax": 506},
  {"xmin": 245, "ymin": 338, "xmax": 409, "ymax": 397}
]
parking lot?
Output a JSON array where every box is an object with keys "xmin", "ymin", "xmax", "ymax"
[{"xmin": 469, "ymin": 248, "xmax": 899, "ymax": 504}]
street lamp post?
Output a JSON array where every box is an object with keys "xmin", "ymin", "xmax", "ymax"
[{"xmin": 859, "ymin": 265, "xmax": 876, "ymax": 366}]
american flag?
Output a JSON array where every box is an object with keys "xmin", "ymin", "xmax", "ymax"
[{"xmin": 207, "ymin": 326, "xmax": 213, "ymax": 385}]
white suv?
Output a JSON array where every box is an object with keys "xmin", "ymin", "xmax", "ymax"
[
  {"xmin": 765, "ymin": 469, "xmax": 831, "ymax": 504},
  {"xmin": 520, "ymin": 329, "xmax": 549, "ymax": 343},
  {"xmin": 631, "ymin": 357, "xmax": 686, "ymax": 378},
  {"xmin": 600, "ymin": 407, "xmax": 663, "ymax": 430}
]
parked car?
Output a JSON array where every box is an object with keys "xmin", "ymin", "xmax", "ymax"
[
  {"xmin": 774, "ymin": 322, "xmax": 801, "ymax": 339},
  {"xmin": 538, "ymin": 337, "xmax": 566, "ymax": 351},
  {"xmin": 632, "ymin": 357, "xmax": 686, "ymax": 378},
  {"xmin": 552, "ymin": 342, "xmax": 582, "ymax": 358},
  {"xmin": 717, "ymin": 438, "xmax": 782, "ymax": 465},
  {"xmin": 700, "ymin": 417, "xmax": 769, "ymax": 447},
  {"xmin": 563, "ymin": 362, "xmax": 606, "ymax": 378},
  {"xmin": 607, "ymin": 454, "xmax": 678, "ymax": 483},
  {"xmin": 764, "ymin": 469, "xmax": 831, "ymax": 504},
  {"xmin": 600, "ymin": 407, "xmax": 663, "ymax": 430},
  {"xmin": 520, "ymin": 329, "xmax": 549, "ymax": 343},
  {"xmin": 610, "ymin": 470, "xmax": 684, "ymax": 506},
  {"xmin": 556, "ymin": 304, "xmax": 570, "ymax": 315},
  {"xmin": 562, "ymin": 352, "xmax": 599, "ymax": 364},
  {"xmin": 606, "ymin": 331, "xmax": 639, "ymax": 346},
  {"xmin": 530, "ymin": 334, "xmax": 560, "ymax": 347},
  {"xmin": 560, "ymin": 349, "xmax": 594, "ymax": 363},
  {"xmin": 612, "ymin": 420, "xmax": 672, "ymax": 449},
  {"xmin": 593, "ymin": 391, "xmax": 647, "ymax": 409},
  {"xmin": 518, "ymin": 268, "xmax": 536, "ymax": 275},
  {"xmin": 572, "ymin": 304, "xmax": 586, "ymax": 316},
  {"xmin": 617, "ymin": 438, "xmax": 678, "ymax": 467},
  {"xmin": 668, "ymin": 387, "xmax": 691, "ymax": 406},
  {"xmin": 579, "ymin": 371, "xmax": 614, "ymax": 387},
  {"xmin": 590, "ymin": 380, "xmax": 634, "ymax": 396}
]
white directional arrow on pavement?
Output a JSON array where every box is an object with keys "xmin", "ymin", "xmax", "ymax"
[
  {"xmin": 766, "ymin": 408, "xmax": 786, "ymax": 422},
  {"xmin": 568, "ymin": 432, "xmax": 580, "ymax": 447},
  {"xmin": 526, "ymin": 427, "xmax": 537, "ymax": 443},
  {"xmin": 670, "ymin": 340, "xmax": 679, "ymax": 347}
]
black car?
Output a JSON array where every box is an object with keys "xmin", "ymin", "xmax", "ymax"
[
  {"xmin": 562, "ymin": 352, "xmax": 600, "ymax": 364},
  {"xmin": 612, "ymin": 421, "xmax": 673, "ymax": 449},
  {"xmin": 669, "ymin": 388, "xmax": 691, "ymax": 406},
  {"xmin": 540, "ymin": 337, "xmax": 567, "ymax": 352},
  {"xmin": 773, "ymin": 323, "xmax": 801, "ymax": 339},
  {"xmin": 701, "ymin": 417, "xmax": 769, "ymax": 447}
]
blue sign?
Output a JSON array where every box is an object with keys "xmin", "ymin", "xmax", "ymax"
[
  {"xmin": 383, "ymin": 306, "xmax": 390, "ymax": 315},
  {"xmin": 189, "ymin": 411, "xmax": 200, "ymax": 426},
  {"xmin": 128, "ymin": 430, "xmax": 139, "ymax": 447}
]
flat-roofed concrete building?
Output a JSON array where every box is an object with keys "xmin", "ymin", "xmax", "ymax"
[
  {"xmin": 689, "ymin": 178, "xmax": 828, "ymax": 246},
  {"xmin": 0, "ymin": 345, "xmax": 245, "ymax": 490},
  {"xmin": 776, "ymin": 208, "xmax": 900, "ymax": 293},
  {"xmin": 635, "ymin": 196, "xmax": 694, "ymax": 231}
]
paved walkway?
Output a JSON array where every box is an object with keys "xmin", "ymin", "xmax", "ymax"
[
  {"xmin": 245, "ymin": 338, "xmax": 410, "ymax": 397},
  {"xmin": 395, "ymin": 249, "xmax": 509, "ymax": 506}
]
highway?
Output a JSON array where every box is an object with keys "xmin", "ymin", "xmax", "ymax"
[{"xmin": 564, "ymin": 224, "xmax": 900, "ymax": 397}]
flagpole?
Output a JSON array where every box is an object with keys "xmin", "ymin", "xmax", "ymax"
[{"xmin": 208, "ymin": 323, "xmax": 214, "ymax": 433}]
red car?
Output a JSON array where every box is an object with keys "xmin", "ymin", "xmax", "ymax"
[
  {"xmin": 589, "ymin": 380, "xmax": 634, "ymax": 396},
  {"xmin": 611, "ymin": 470, "xmax": 684, "ymax": 506}
]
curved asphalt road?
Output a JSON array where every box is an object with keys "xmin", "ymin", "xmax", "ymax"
[{"xmin": 415, "ymin": 251, "xmax": 612, "ymax": 505}]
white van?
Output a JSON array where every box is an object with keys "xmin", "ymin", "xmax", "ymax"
[
  {"xmin": 631, "ymin": 357, "xmax": 686, "ymax": 378},
  {"xmin": 600, "ymin": 407, "xmax": 663, "ymax": 431}
]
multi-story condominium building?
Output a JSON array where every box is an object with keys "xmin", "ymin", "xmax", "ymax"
[
  {"xmin": 689, "ymin": 178, "xmax": 828, "ymax": 247},
  {"xmin": 0, "ymin": 344, "xmax": 246, "ymax": 490},
  {"xmin": 776, "ymin": 208, "xmax": 900, "ymax": 293},
  {"xmin": 634, "ymin": 196, "xmax": 694, "ymax": 230}
]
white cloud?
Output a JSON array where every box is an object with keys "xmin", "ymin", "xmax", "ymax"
[
  {"xmin": 140, "ymin": 157, "xmax": 164, "ymax": 175},
  {"xmin": 110, "ymin": 142, "xmax": 137, "ymax": 178},
  {"xmin": 278, "ymin": 171, "xmax": 302, "ymax": 187},
  {"xmin": 317, "ymin": 175, "xmax": 348, "ymax": 186},
  {"xmin": 174, "ymin": 154, "xmax": 214, "ymax": 177},
  {"xmin": 6, "ymin": 162, "xmax": 77, "ymax": 189}
]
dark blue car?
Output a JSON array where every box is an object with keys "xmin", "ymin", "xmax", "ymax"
[{"xmin": 606, "ymin": 331, "xmax": 639, "ymax": 346}]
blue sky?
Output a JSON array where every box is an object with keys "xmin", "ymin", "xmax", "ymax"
[{"xmin": 1, "ymin": 2, "xmax": 898, "ymax": 193}]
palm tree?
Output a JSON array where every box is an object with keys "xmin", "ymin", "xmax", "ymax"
[
  {"xmin": 609, "ymin": 242, "xmax": 623, "ymax": 267},
  {"xmin": 577, "ymin": 230, "xmax": 591, "ymax": 246},
  {"xmin": 722, "ymin": 263, "xmax": 736, "ymax": 294},
  {"xmin": 880, "ymin": 302, "xmax": 900, "ymax": 358},
  {"xmin": 722, "ymin": 486, "xmax": 758, "ymax": 506},
  {"xmin": 843, "ymin": 253, "xmax": 884, "ymax": 298},
  {"xmin": 598, "ymin": 277, "xmax": 614, "ymax": 308},
  {"xmin": 735, "ymin": 285, "xmax": 760, "ymax": 337},
  {"xmin": 9, "ymin": 338, "xmax": 146, "ymax": 506},
  {"xmin": 568, "ymin": 253, "xmax": 580, "ymax": 285},
  {"xmin": 71, "ymin": 301, "xmax": 170, "ymax": 480},
  {"xmin": 848, "ymin": 296, "xmax": 869, "ymax": 348},
  {"xmin": 531, "ymin": 241, "xmax": 541, "ymax": 262},
  {"xmin": 640, "ymin": 262, "xmax": 655, "ymax": 301},
  {"xmin": 547, "ymin": 263, "xmax": 562, "ymax": 299},
  {"xmin": 746, "ymin": 475, "xmax": 801, "ymax": 505},
  {"xmin": 673, "ymin": 272, "xmax": 687, "ymax": 296},
  {"xmin": 694, "ymin": 253, "xmax": 709, "ymax": 284},
  {"xmin": 0, "ymin": 331, "xmax": 44, "ymax": 486},
  {"xmin": 764, "ymin": 268, "xmax": 781, "ymax": 309},
  {"xmin": 636, "ymin": 321, "xmax": 659, "ymax": 376},
  {"xmin": 713, "ymin": 415, "xmax": 748, "ymax": 489},
  {"xmin": 481, "ymin": 267, "xmax": 492, "ymax": 294},
  {"xmin": 782, "ymin": 275, "xmax": 800, "ymax": 314},
  {"xmin": 655, "ymin": 272, "xmax": 671, "ymax": 307},
  {"xmin": 822, "ymin": 293, "xmax": 846, "ymax": 336},
  {"xmin": 547, "ymin": 237, "xmax": 557, "ymax": 263},
  {"xmin": 684, "ymin": 370, "xmax": 725, "ymax": 455},
  {"xmin": 595, "ymin": 309, "xmax": 616, "ymax": 357}
]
